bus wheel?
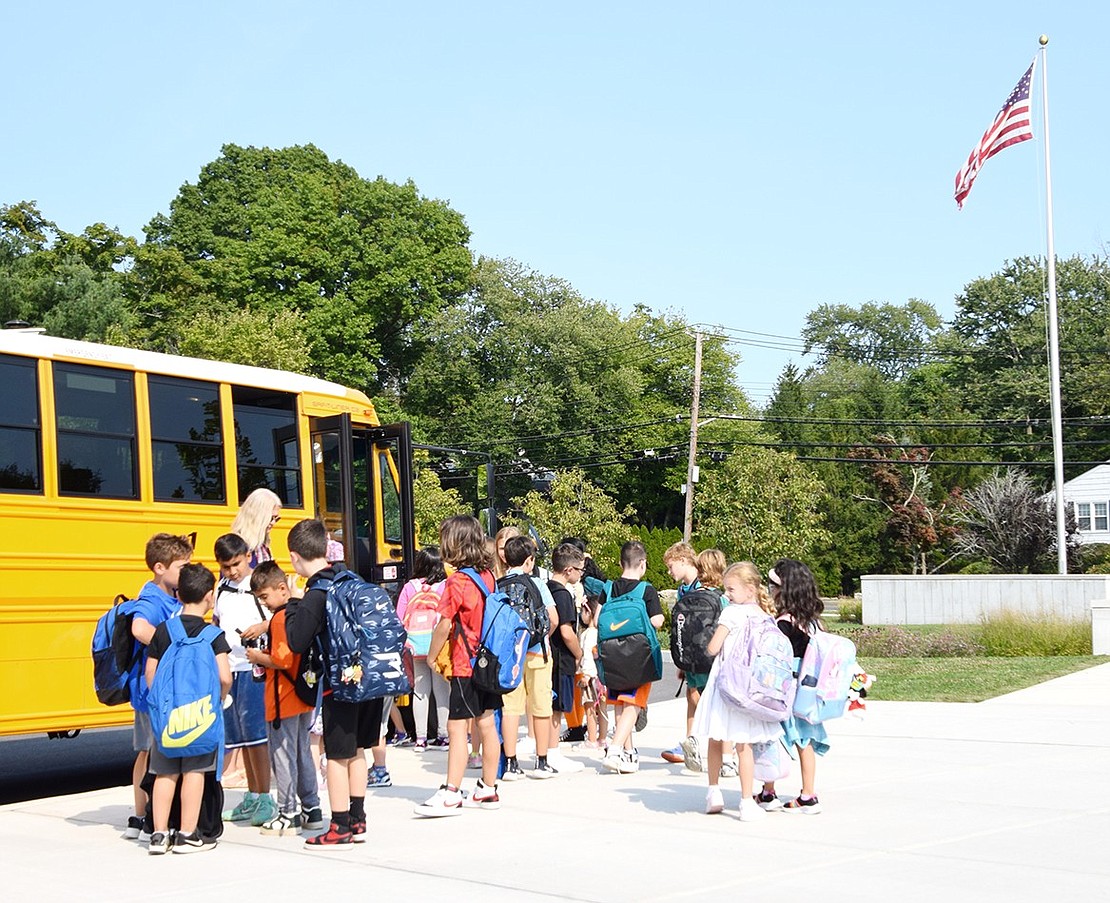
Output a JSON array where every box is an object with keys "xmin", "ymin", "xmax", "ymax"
[{"xmin": 46, "ymin": 730, "xmax": 82, "ymax": 739}]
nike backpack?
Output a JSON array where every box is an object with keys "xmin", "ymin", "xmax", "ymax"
[{"xmin": 596, "ymin": 581, "xmax": 663, "ymax": 690}]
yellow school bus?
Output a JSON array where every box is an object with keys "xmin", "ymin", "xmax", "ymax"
[{"xmin": 0, "ymin": 328, "xmax": 414, "ymax": 737}]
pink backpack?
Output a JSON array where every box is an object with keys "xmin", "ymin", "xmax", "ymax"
[
  {"xmin": 791, "ymin": 628, "xmax": 857, "ymax": 724},
  {"xmin": 401, "ymin": 580, "xmax": 442, "ymax": 657},
  {"xmin": 716, "ymin": 613, "xmax": 796, "ymax": 722}
]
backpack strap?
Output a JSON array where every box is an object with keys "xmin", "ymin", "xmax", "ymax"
[
  {"xmin": 458, "ymin": 568, "xmax": 500, "ymax": 652},
  {"xmin": 166, "ymin": 615, "xmax": 186, "ymax": 643}
]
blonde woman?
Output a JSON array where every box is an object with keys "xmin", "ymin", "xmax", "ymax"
[{"xmin": 232, "ymin": 488, "xmax": 283, "ymax": 566}]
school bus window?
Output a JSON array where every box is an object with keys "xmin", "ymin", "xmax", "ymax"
[
  {"xmin": 378, "ymin": 447, "xmax": 402, "ymax": 544},
  {"xmin": 232, "ymin": 385, "xmax": 301, "ymax": 506},
  {"xmin": 0, "ymin": 354, "xmax": 42, "ymax": 493},
  {"xmin": 53, "ymin": 363, "xmax": 137, "ymax": 498},
  {"xmin": 148, "ymin": 375, "xmax": 225, "ymax": 503}
]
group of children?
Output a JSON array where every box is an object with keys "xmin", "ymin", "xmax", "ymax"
[{"xmin": 121, "ymin": 514, "xmax": 833, "ymax": 853}]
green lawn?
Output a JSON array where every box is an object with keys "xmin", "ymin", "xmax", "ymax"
[{"xmin": 858, "ymin": 655, "xmax": 1108, "ymax": 703}]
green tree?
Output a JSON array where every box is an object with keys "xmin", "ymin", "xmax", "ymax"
[
  {"xmin": 134, "ymin": 143, "xmax": 472, "ymax": 393},
  {"xmin": 175, "ymin": 307, "xmax": 312, "ymax": 371},
  {"xmin": 412, "ymin": 463, "xmax": 468, "ymax": 547}
]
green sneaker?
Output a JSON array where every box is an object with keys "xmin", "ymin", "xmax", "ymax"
[
  {"xmin": 249, "ymin": 793, "xmax": 278, "ymax": 827},
  {"xmin": 222, "ymin": 792, "xmax": 259, "ymax": 822}
]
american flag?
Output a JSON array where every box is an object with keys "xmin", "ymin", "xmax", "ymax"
[{"xmin": 954, "ymin": 60, "xmax": 1036, "ymax": 209}]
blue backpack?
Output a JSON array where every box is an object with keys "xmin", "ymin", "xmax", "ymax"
[
  {"xmin": 91, "ymin": 594, "xmax": 141, "ymax": 706},
  {"xmin": 596, "ymin": 581, "xmax": 663, "ymax": 689},
  {"xmin": 313, "ymin": 569, "xmax": 412, "ymax": 703},
  {"xmin": 148, "ymin": 618, "xmax": 224, "ymax": 758},
  {"xmin": 460, "ymin": 568, "xmax": 530, "ymax": 695}
]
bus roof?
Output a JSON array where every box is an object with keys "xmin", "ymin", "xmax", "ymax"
[{"xmin": 0, "ymin": 329, "xmax": 374, "ymax": 407}]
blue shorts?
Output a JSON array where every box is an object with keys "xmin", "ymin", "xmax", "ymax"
[
  {"xmin": 552, "ymin": 673, "xmax": 575, "ymax": 713},
  {"xmin": 224, "ymin": 672, "xmax": 267, "ymax": 748}
]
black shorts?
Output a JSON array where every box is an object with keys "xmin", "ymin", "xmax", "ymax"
[
  {"xmin": 552, "ymin": 672, "xmax": 575, "ymax": 713},
  {"xmin": 448, "ymin": 676, "xmax": 503, "ymax": 721},
  {"xmin": 321, "ymin": 694, "xmax": 384, "ymax": 759}
]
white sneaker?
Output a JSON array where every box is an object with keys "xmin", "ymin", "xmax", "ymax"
[
  {"xmin": 601, "ymin": 751, "xmax": 622, "ymax": 773},
  {"xmin": 754, "ymin": 791, "xmax": 784, "ymax": 811},
  {"xmin": 413, "ymin": 785, "xmax": 464, "ymax": 818},
  {"xmin": 720, "ymin": 759, "xmax": 739, "ymax": 779},
  {"xmin": 738, "ymin": 799, "xmax": 768, "ymax": 822},
  {"xmin": 617, "ymin": 749, "xmax": 639, "ymax": 774},
  {"xmin": 705, "ymin": 786, "xmax": 724, "ymax": 815},
  {"xmin": 680, "ymin": 735, "xmax": 702, "ymax": 773},
  {"xmin": 547, "ymin": 751, "xmax": 585, "ymax": 774}
]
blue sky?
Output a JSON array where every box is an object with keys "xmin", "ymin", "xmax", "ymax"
[{"xmin": 6, "ymin": 2, "xmax": 1107, "ymax": 405}]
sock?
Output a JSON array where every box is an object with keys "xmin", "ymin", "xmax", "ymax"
[
  {"xmin": 799, "ymin": 794, "xmax": 816, "ymax": 801},
  {"xmin": 349, "ymin": 797, "xmax": 365, "ymax": 821},
  {"xmin": 537, "ymin": 755, "xmax": 548, "ymax": 767},
  {"xmin": 507, "ymin": 755, "xmax": 517, "ymax": 766},
  {"xmin": 333, "ymin": 810, "xmax": 351, "ymax": 830}
]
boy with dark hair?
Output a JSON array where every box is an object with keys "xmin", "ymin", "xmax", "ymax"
[
  {"xmin": 284, "ymin": 519, "xmax": 382, "ymax": 848},
  {"xmin": 144, "ymin": 563, "xmax": 231, "ymax": 854},
  {"xmin": 212, "ymin": 532, "xmax": 275, "ymax": 827},
  {"xmin": 124, "ymin": 532, "xmax": 193, "ymax": 842},
  {"xmin": 545, "ymin": 542, "xmax": 586, "ymax": 773},
  {"xmin": 246, "ymin": 561, "xmax": 324, "ymax": 836},
  {"xmin": 601, "ymin": 540, "xmax": 664, "ymax": 775}
]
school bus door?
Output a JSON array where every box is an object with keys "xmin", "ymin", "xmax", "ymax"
[{"xmin": 308, "ymin": 416, "xmax": 414, "ymax": 588}]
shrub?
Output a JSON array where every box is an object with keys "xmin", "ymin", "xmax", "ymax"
[
  {"xmin": 838, "ymin": 598, "xmax": 863, "ymax": 624},
  {"xmin": 921, "ymin": 631, "xmax": 984, "ymax": 657},
  {"xmin": 851, "ymin": 626, "xmax": 923, "ymax": 658},
  {"xmin": 979, "ymin": 610, "xmax": 1091, "ymax": 656},
  {"xmin": 1078, "ymin": 543, "xmax": 1110, "ymax": 574},
  {"xmin": 957, "ymin": 559, "xmax": 995, "ymax": 575}
]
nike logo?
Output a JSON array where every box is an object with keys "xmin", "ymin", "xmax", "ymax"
[
  {"xmin": 609, "ymin": 619, "xmax": 630, "ymax": 631},
  {"xmin": 160, "ymin": 694, "xmax": 216, "ymax": 748}
]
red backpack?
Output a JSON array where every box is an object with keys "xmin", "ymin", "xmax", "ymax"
[{"xmin": 402, "ymin": 580, "xmax": 443, "ymax": 656}]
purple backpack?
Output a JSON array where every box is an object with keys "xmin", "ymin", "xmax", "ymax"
[{"xmin": 716, "ymin": 613, "xmax": 796, "ymax": 722}]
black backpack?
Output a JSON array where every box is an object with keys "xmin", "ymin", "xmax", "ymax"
[
  {"xmin": 669, "ymin": 587, "xmax": 722, "ymax": 675},
  {"xmin": 497, "ymin": 573, "xmax": 551, "ymax": 659}
]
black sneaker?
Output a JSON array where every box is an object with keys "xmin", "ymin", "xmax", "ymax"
[
  {"xmin": 173, "ymin": 830, "xmax": 216, "ymax": 853},
  {"xmin": 783, "ymin": 795, "xmax": 822, "ymax": 815},
  {"xmin": 560, "ymin": 725, "xmax": 586, "ymax": 743},
  {"xmin": 501, "ymin": 759, "xmax": 525, "ymax": 782},
  {"xmin": 529, "ymin": 760, "xmax": 559, "ymax": 779},
  {"xmin": 123, "ymin": 815, "xmax": 144, "ymax": 840},
  {"xmin": 635, "ymin": 707, "xmax": 648, "ymax": 731},
  {"xmin": 301, "ymin": 806, "xmax": 325, "ymax": 830},
  {"xmin": 148, "ymin": 832, "xmax": 170, "ymax": 855}
]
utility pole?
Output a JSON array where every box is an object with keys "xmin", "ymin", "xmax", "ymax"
[{"xmin": 683, "ymin": 330, "xmax": 703, "ymax": 543}]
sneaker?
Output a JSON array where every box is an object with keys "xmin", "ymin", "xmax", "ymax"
[
  {"xmin": 462, "ymin": 781, "xmax": 501, "ymax": 810},
  {"xmin": 738, "ymin": 798, "xmax": 768, "ymax": 822},
  {"xmin": 618, "ymin": 749, "xmax": 640, "ymax": 774},
  {"xmin": 173, "ymin": 830, "xmax": 216, "ymax": 853},
  {"xmin": 560, "ymin": 725, "xmax": 586, "ymax": 743},
  {"xmin": 304, "ymin": 821, "xmax": 354, "ymax": 848},
  {"xmin": 222, "ymin": 791, "xmax": 258, "ymax": 822},
  {"xmin": 661, "ymin": 744, "xmax": 685, "ymax": 764},
  {"xmin": 547, "ymin": 751, "xmax": 585, "ymax": 774},
  {"xmin": 138, "ymin": 826, "xmax": 152, "ymax": 844},
  {"xmin": 366, "ymin": 766, "xmax": 392, "ymax": 788},
  {"xmin": 388, "ymin": 731, "xmax": 412, "ymax": 747},
  {"xmin": 301, "ymin": 807, "xmax": 325, "ymax": 830},
  {"xmin": 429, "ymin": 735, "xmax": 450, "ymax": 749},
  {"xmin": 784, "ymin": 795, "xmax": 822, "ymax": 815},
  {"xmin": 635, "ymin": 707, "xmax": 648, "ymax": 731},
  {"xmin": 501, "ymin": 759, "xmax": 525, "ymax": 782},
  {"xmin": 413, "ymin": 738, "xmax": 428, "ymax": 751},
  {"xmin": 249, "ymin": 793, "xmax": 277, "ymax": 827},
  {"xmin": 123, "ymin": 815, "xmax": 144, "ymax": 840},
  {"xmin": 705, "ymin": 786, "xmax": 724, "ymax": 815},
  {"xmin": 755, "ymin": 790, "xmax": 784, "ymax": 812},
  {"xmin": 530, "ymin": 759, "xmax": 559, "ymax": 779},
  {"xmin": 680, "ymin": 735, "xmax": 702, "ymax": 773},
  {"xmin": 260, "ymin": 812, "xmax": 302, "ymax": 836},
  {"xmin": 601, "ymin": 750, "xmax": 623, "ymax": 773},
  {"xmin": 147, "ymin": 832, "xmax": 170, "ymax": 855},
  {"xmin": 350, "ymin": 818, "xmax": 366, "ymax": 842},
  {"xmin": 413, "ymin": 785, "xmax": 464, "ymax": 818},
  {"xmin": 720, "ymin": 759, "xmax": 739, "ymax": 779},
  {"xmin": 466, "ymin": 752, "xmax": 483, "ymax": 770}
]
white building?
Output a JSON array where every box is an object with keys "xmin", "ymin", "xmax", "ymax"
[{"xmin": 1063, "ymin": 462, "xmax": 1110, "ymax": 545}]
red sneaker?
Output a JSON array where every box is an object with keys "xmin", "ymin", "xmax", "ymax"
[
  {"xmin": 304, "ymin": 822, "xmax": 354, "ymax": 849},
  {"xmin": 350, "ymin": 818, "xmax": 366, "ymax": 842}
]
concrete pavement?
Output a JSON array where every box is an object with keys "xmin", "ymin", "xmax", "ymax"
[{"xmin": 5, "ymin": 661, "xmax": 1110, "ymax": 901}]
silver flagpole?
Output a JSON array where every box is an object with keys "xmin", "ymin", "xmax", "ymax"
[{"xmin": 1039, "ymin": 35, "xmax": 1067, "ymax": 573}]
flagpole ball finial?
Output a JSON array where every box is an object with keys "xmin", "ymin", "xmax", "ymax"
[{"xmin": 1039, "ymin": 34, "xmax": 1049, "ymax": 45}]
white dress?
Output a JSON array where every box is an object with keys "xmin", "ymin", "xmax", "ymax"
[{"xmin": 690, "ymin": 603, "xmax": 785, "ymax": 746}]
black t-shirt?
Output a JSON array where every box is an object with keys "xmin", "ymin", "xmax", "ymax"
[
  {"xmin": 776, "ymin": 618, "xmax": 811, "ymax": 659},
  {"xmin": 547, "ymin": 580, "xmax": 579, "ymax": 677},
  {"xmin": 147, "ymin": 614, "xmax": 231, "ymax": 661},
  {"xmin": 598, "ymin": 578, "xmax": 662, "ymax": 620}
]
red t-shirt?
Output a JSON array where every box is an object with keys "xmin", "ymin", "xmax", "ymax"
[{"xmin": 438, "ymin": 568, "xmax": 494, "ymax": 678}]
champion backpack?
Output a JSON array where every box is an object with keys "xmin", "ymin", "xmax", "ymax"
[
  {"xmin": 596, "ymin": 581, "xmax": 663, "ymax": 690},
  {"xmin": 401, "ymin": 580, "xmax": 442, "ymax": 657},
  {"xmin": 459, "ymin": 568, "xmax": 530, "ymax": 695},
  {"xmin": 669, "ymin": 587, "xmax": 722, "ymax": 675},
  {"xmin": 91, "ymin": 594, "xmax": 141, "ymax": 706},
  {"xmin": 716, "ymin": 612, "xmax": 797, "ymax": 722},
  {"xmin": 312, "ymin": 568, "xmax": 412, "ymax": 703},
  {"xmin": 148, "ymin": 618, "xmax": 225, "ymax": 758},
  {"xmin": 792, "ymin": 627, "xmax": 857, "ymax": 724},
  {"xmin": 497, "ymin": 573, "xmax": 551, "ymax": 658}
]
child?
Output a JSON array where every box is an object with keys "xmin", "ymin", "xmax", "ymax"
[
  {"xmin": 499, "ymin": 535, "xmax": 560, "ymax": 779},
  {"xmin": 757, "ymin": 559, "xmax": 828, "ymax": 814},
  {"xmin": 577, "ymin": 598, "xmax": 607, "ymax": 748},
  {"xmin": 245, "ymin": 561, "xmax": 324, "ymax": 835},
  {"xmin": 124, "ymin": 533, "xmax": 193, "ymax": 841},
  {"xmin": 545, "ymin": 543, "xmax": 588, "ymax": 771},
  {"xmin": 144, "ymin": 564, "xmax": 232, "ymax": 853},
  {"xmin": 601, "ymin": 540, "xmax": 664, "ymax": 775},
  {"xmin": 212, "ymin": 533, "xmax": 275, "ymax": 827},
  {"xmin": 690, "ymin": 561, "xmax": 783, "ymax": 821},
  {"xmin": 661, "ymin": 541, "xmax": 701, "ymax": 765},
  {"xmin": 285, "ymin": 519, "xmax": 383, "ymax": 848},
  {"xmin": 414, "ymin": 515, "xmax": 502, "ymax": 816},
  {"xmin": 396, "ymin": 546, "xmax": 450, "ymax": 750}
]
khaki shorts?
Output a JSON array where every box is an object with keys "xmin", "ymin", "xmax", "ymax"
[{"xmin": 502, "ymin": 653, "xmax": 553, "ymax": 718}]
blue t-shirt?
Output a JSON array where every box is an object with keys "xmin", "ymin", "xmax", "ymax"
[{"xmin": 128, "ymin": 581, "xmax": 181, "ymax": 713}]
